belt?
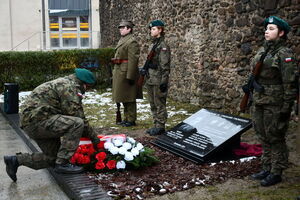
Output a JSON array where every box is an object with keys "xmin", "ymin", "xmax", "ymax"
[{"xmin": 111, "ymin": 58, "xmax": 128, "ymax": 64}]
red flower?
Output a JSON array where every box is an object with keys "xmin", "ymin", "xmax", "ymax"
[
  {"xmin": 106, "ymin": 160, "xmax": 116, "ymax": 169},
  {"xmin": 77, "ymin": 154, "xmax": 91, "ymax": 164},
  {"xmin": 70, "ymin": 153, "xmax": 80, "ymax": 164},
  {"xmin": 95, "ymin": 152, "xmax": 107, "ymax": 161},
  {"xmin": 95, "ymin": 161, "xmax": 106, "ymax": 170},
  {"xmin": 97, "ymin": 141, "xmax": 105, "ymax": 150}
]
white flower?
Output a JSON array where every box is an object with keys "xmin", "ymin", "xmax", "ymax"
[
  {"xmin": 118, "ymin": 147, "xmax": 127, "ymax": 155},
  {"xmin": 124, "ymin": 152, "xmax": 134, "ymax": 161},
  {"xmin": 131, "ymin": 147, "xmax": 139, "ymax": 156},
  {"xmin": 116, "ymin": 160, "xmax": 126, "ymax": 169},
  {"xmin": 122, "ymin": 142, "xmax": 132, "ymax": 150},
  {"xmin": 109, "ymin": 146, "xmax": 119, "ymax": 155},
  {"xmin": 127, "ymin": 137, "xmax": 136, "ymax": 144},
  {"xmin": 136, "ymin": 143, "xmax": 144, "ymax": 151},
  {"xmin": 104, "ymin": 142, "xmax": 114, "ymax": 150},
  {"xmin": 113, "ymin": 139, "xmax": 123, "ymax": 147}
]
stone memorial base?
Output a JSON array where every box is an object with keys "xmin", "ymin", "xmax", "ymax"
[{"xmin": 152, "ymin": 109, "xmax": 252, "ymax": 163}]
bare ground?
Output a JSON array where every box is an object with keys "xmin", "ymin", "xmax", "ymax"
[{"xmin": 91, "ymin": 119, "xmax": 300, "ymax": 200}]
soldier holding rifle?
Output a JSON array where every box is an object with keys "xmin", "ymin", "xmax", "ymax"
[
  {"xmin": 112, "ymin": 20, "xmax": 141, "ymax": 127},
  {"xmin": 242, "ymin": 16, "xmax": 297, "ymax": 186},
  {"xmin": 139, "ymin": 20, "xmax": 171, "ymax": 136}
]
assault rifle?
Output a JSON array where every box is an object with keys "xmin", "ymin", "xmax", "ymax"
[
  {"xmin": 240, "ymin": 48, "xmax": 270, "ymax": 112},
  {"xmin": 116, "ymin": 103, "xmax": 122, "ymax": 124},
  {"xmin": 137, "ymin": 41, "xmax": 160, "ymax": 87}
]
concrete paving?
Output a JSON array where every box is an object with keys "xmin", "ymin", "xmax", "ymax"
[{"xmin": 0, "ymin": 113, "xmax": 69, "ymax": 200}]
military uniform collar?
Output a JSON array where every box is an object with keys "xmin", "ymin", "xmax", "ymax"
[
  {"xmin": 152, "ymin": 36, "xmax": 164, "ymax": 44},
  {"xmin": 116, "ymin": 33, "xmax": 133, "ymax": 49},
  {"xmin": 263, "ymin": 38, "xmax": 286, "ymax": 52}
]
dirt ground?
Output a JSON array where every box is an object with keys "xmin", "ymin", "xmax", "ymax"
[{"xmin": 91, "ymin": 119, "xmax": 300, "ymax": 200}]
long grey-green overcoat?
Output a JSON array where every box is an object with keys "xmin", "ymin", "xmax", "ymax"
[{"xmin": 112, "ymin": 33, "xmax": 142, "ymax": 102}]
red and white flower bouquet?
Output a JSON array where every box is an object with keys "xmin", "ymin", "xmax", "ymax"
[{"xmin": 70, "ymin": 134, "xmax": 159, "ymax": 172}]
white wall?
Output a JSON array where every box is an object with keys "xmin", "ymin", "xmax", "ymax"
[
  {"xmin": 91, "ymin": 0, "xmax": 100, "ymax": 48},
  {"xmin": 0, "ymin": 0, "xmax": 42, "ymax": 51}
]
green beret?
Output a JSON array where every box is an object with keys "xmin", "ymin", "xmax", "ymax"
[
  {"xmin": 149, "ymin": 20, "xmax": 165, "ymax": 29},
  {"xmin": 264, "ymin": 16, "xmax": 291, "ymax": 34},
  {"xmin": 75, "ymin": 68, "xmax": 96, "ymax": 84}
]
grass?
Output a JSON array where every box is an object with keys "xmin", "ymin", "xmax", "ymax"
[{"xmin": 83, "ymin": 88, "xmax": 202, "ymax": 131}]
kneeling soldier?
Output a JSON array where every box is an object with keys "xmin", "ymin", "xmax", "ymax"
[{"xmin": 4, "ymin": 68, "xmax": 100, "ymax": 182}]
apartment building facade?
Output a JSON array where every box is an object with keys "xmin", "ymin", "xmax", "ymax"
[{"xmin": 0, "ymin": 0, "xmax": 100, "ymax": 51}]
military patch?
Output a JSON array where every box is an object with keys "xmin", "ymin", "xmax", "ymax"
[
  {"xmin": 285, "ymin": 57, "xmax": 292, "ymax": 62},
  {"xmin": 162, "ymin": 48, "xmax": 167, "ymax": 51}
]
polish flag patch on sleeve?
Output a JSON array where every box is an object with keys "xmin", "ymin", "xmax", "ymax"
[{"xmin": 285, "ymin": 57, "xmax": 292, "ymax": 62}]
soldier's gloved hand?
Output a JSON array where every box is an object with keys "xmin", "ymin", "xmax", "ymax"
[
  {"xmin": 127, "ymin": 79, "xmax": 135, "ymax": 85},
  {"xmin": 279, "ymin": 103, "xmax": 292, "ymax": 121},
  {"xmin": 159, "ymin": 83, "xmax": 168, "ymax": 93},
  {"xmin": 91, "ymin": 137, "xmax": 101, "ymax": 150},
  {"xmin": 139, "ymin": 68, "xmax": 147, "ymax": 76}
]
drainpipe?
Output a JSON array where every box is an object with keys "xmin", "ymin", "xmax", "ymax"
[
  {"xmin": 41, "ymin": 0, "xmax": 46, "ymax": 50},
  {"xmin": 9, "ymin": 0, "xmax": 13, "ymax": 49}
]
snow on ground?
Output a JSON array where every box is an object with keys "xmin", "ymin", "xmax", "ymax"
[{"xmin": 0, "ymin": 89, "xmax": 191, "ymax": 128}]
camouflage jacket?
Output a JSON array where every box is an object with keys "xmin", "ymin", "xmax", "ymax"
[
  {"xmin": 252, "ymin": 39, "xmax": 298, "ymax": 111},
  {"xmin": 21, "ymin": 74, "xmax": 88, "ymax": 127},
  {"xmin": 145, "ymin": 36, "xmax": 171, "ymax": 85}
]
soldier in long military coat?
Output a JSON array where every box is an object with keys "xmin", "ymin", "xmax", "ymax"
[
  {"xmin": 112, "ymin": 20, "xmax": 141, "ymax": 127},
  {"xmin": 249, "ymin": 16, "xmax": 298, "ymax": 187},
  {"xmin": 4, "ymin": 68, "xmax": 100, "ymax": 182},
  {"xmin": 144, "ymin": 20, "xmax": 171, "ymax": 136}
]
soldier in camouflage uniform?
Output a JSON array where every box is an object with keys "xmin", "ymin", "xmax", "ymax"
[
  {"xmin": 144, "ymin": 20, "xmax": 171, "ymax": 136},
  {"xmin": 112, "ymin": 20, "xmax": 141, "ymax": 127},
  {"xmin": 4, "ymin": 68, "xmax": 100, "ymax": 182},
  {"xmin": 249, "ymin": 16, "xmax": 298, "ymax": 187}
]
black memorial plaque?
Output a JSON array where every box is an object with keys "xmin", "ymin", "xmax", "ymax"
[{"xmin": 152, "ymin": 109, "xmax": 252, "ymax": 163}]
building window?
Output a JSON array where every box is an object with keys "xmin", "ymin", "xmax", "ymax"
[{"xmin": 49, "ymin": 16, "xmax": 90, "ymax": 49}]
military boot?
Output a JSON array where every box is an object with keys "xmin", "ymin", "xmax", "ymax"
[
  {"xmin": 260, "ymin": 173, "xmax": 282, "ymax": 186},
  {"xmin": 250, "ymin": 170, "xmax": 270, "ymax": 180},
  {"xmin": 4, "ymin": 155, "xmax": 19, "ymax": 182},
  {"xmin": 122, "ymin": 121, "xmax": 136, "ymax": 127},
  {"xmin": 54, "ymin": 163, "xmax": 84, "ymax": 174},
  {"xmin": 117, "ymin": 120, "xmax": 127, "ymax": 126},
  {"xmin": 146, "ymin": 128, "xmax": 155, "ymax": 134},
  {"xmin": 149, "ymin": 128, "xmax": 165, "ymax": 136},
  {"xmin": 296, "ymin": 196, "xmax": 300, "ymax": 200}
]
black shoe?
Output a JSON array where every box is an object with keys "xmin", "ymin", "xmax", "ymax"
[
  {"xmin": 250, "ymin": 170, "xmax": 270, "ymax": 180},
  {"xmin": 117, "ymin": 120, "xmax": 127, "ymax": 125},
  {"xmin": 54, "ymin": 163, "xmax": 84, "ymax": 174},
  {"xmin": 149, "ymin": 128, "xmax": 165, "ymax": 136},
  {"xmin": 146, "ymin": 128, "xmax": 154, "ymax": 134},
  {"xmin": 122, "ymin": 121, "xmax": 136, "ymax": 127},
  {"xmin": 260, "ymin": 173, "xmax": 282, "ymax": 187},
  {"xmin": 4, "ymin": 155, "xmax": 19, "ymax": 182}
]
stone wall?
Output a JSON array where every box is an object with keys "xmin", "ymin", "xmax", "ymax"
[{"xmin": 99, "ymin": 0, "xmax": 300, "ymax": 113}]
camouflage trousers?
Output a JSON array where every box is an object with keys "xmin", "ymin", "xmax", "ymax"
[
  {"xmin": 122, "ymin": 101, "xmax": 137, "ymax": 122},
  {"xmin": 251, "ymin": 104, "xmax": 289, "ymax": 175},
  {"xmin": 17, "ymin": 114, "xmax": 84, "ymax": 170},
  {"xmin": 146, "ymin": 84, "xmax": 168, "ymax": 129}
]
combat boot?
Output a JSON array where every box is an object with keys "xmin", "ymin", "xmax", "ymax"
[
  {"xmin": 296, "ymin": 196, "xmax": 300, "ymax": 200},
  {"xmin": 149, "ymin": 128, "xmax": 165, "ymax": 136},
  {"xmin": 146, "ymin": 128, "xmax": 155, "ymax": 134},
  {"xmin": 250, "ymin": 170, "xmax": 270, "ymax": 180},
  {"xmin": 4, "ymin": 155, "xmax": 19, "ymax": 182},
  {"xmin": 117, "ymin": 120, "xmax": 127, "ymax": 125},
  {"xmin": 122, "ymin": 121, "xmax": 136, "ymax": 127},
  {"xmin": 260, "ymin": 173, "xmax": 282, "ymax": 186},
  {"xmin": 54, "ymin": 163, "xmax": 84, "ymax": 174}
]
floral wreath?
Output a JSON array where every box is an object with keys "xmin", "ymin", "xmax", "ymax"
[{"xmin": 70, "ymin": 134, "xmax": 159, "ymax": 171}]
